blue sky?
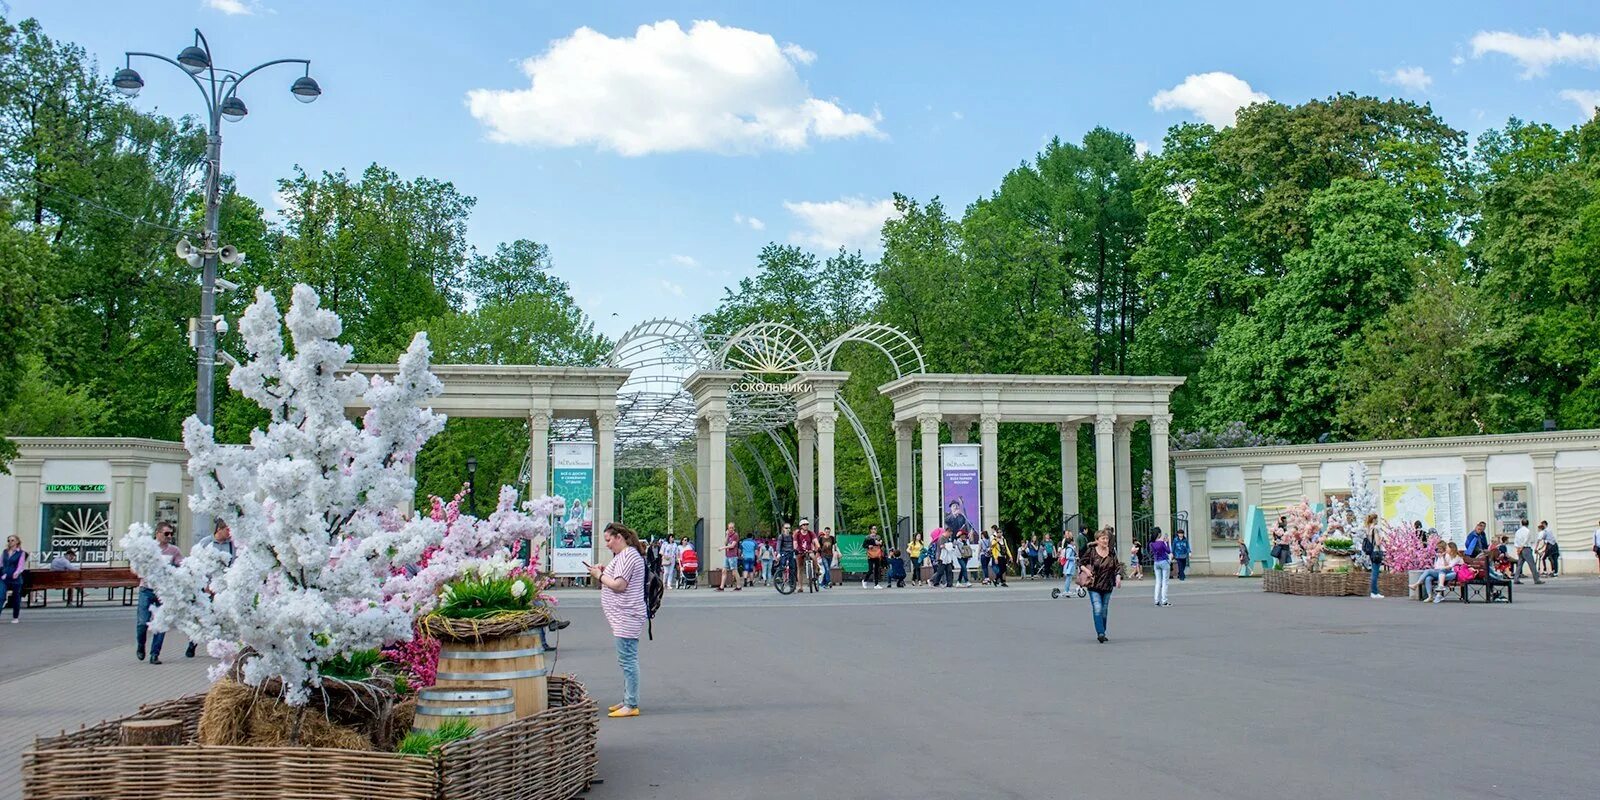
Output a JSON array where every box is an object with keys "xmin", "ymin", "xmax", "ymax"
[{"xmin": 15, "ymin": 1, "xmax": 1600, "ymax": 337}]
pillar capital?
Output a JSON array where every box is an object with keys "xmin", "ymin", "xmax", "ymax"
[
  {"xmin": 917, "ymin": 413, "xmax": 941, "ymax": 436},
  {"xmin": 528, "ymin": 409, "xmax": 552, "ymax": 429},
  {"xmin": 1149, "ymin": 413, "xmax": 1172, "ymax": 436},
  {"xmin": 707, "ymin": 413, "xmax": 729, "ymax": 433},
  {"xmin": 1057, "ymin": 421, "xmax": 1079, "ymax": 438},
  {"xmin": 894, "ymin": 420, "xmax": 914, "ymax": 442},
  {"xmin": 595, "ymin": 410, "xmax": 619, "ymax": 431},
  {"xmin": 978, "ymin": 415, "xmax": 1000, "ymax": 435},
  {"xmin": 1094, "ymin": 414, "xmax": 1116, "ymax": 436},
  {"xmin": 813, "ymin": 412, "xmax": 837, "ymax": 435},
  {"xmin": 1113, "ymin": 417, "xmax": 1135, "ymax": 435}
]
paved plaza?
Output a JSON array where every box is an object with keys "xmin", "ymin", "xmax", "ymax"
[{"xmin": 2, "ymin": 577, "xmax": 1597, "ymax": 800}]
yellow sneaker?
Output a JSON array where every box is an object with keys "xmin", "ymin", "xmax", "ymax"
[
  {"xmin": 608, "ymin": 703, "xmax": 624, "ymax": 712},
  {"xmin": 607, "ymin": 707, "xmax": 639, "ymax": 718}
]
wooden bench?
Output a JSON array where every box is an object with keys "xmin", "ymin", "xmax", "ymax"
[
  {"xmin": 24, "ymin": 568, "xmax": 139, "ymax": 608},
  {"xmin": 1411, "ymin": 556, "xmax": 1512, "ymax": 604}
]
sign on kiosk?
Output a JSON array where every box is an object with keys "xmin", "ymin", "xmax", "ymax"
[
  {"xmin": 550, "ymin": 442, "xmax": 595, "ymax": 576},
  {"xmin": 939, "ymin": 444, "xmax": 981, "ymax": 537}
]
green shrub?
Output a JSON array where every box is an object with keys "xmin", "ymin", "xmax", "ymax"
[
  {"xmin": 436, "ymin": 574, "xmax": 539, "ymax": 619},
  {"xmin": 397, "ymin": 720, "xmax": 477, "ymax": 755},
  {"xmin": 320, "ymin": 649, "xmax": 384, "ymax": 680},
  {"xmin": 1321, "ymin": 537, "xmax": 1355, "ymax": 551}
]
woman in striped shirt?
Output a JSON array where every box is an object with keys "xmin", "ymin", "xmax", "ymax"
[{"xmin": 590, "ymin": 522, "xmax": 647, "ymax": 718}]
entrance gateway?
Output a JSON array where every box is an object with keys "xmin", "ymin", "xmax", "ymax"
[{"xmin": 346, "ymin": 320, "xmax": 1183, "ymax": 568}]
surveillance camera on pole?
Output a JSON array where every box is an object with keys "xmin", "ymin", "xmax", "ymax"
[{"xmin": 215, "ymin": 277, "xmax": 241, "ymax": 292}]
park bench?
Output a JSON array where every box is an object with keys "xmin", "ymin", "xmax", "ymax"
[
  {"xmin": 24, "ymin": 567, "xmax": 139, "ymax": 608},
  {"xmin": 1411, "ymin": 556, "xmax": 1511, "ymax": 604}
]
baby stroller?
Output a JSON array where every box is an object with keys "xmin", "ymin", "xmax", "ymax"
[{"xmin": 679, "ymin": 548, "xmax": 699, "ymax": 589}]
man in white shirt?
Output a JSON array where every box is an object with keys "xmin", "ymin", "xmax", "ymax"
[
  {"xmin": 1537, "ymin": 521, "xmax": 1559, "ymax": 577},
  {"xmin": 1512, "ymin": 519, "xmax": 1543, "ymax": 585},
  {"xmin": 660, "ymin": 538, "xmax": 678, "ymax": 589}
]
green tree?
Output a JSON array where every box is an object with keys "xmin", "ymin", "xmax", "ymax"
[{"xmin": 621, "ymin": 484, "xmax": 668, "ymax": 538}]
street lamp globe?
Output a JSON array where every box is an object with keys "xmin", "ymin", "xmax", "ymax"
[
  {"xmin": 176, "ymin": 45, "xmax": 211, "ymax": 74},
  {"xmin": 112, "ymin": 67, "xmax": 144, "ymax": 97},
  {"xmin": 219, "ymin": 96, "xmax": 249, "ymax": 122},
  {"xmin": 290, "ymin": 75, "xmax": 321, "ymax": 104}
]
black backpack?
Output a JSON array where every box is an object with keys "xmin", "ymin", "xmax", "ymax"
[{"xmin": 644, "ymin": 548, "xmax": 665, "ymax": 640}]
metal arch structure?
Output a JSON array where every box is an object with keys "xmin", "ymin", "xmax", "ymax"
[
  {"xmin": 836, "ymin": 397, "xmax": 892, "ymax": 538},
  {"xmin": 600, "ymin": 316, "xmax": 927, "ymax": 535},
  {"xmin": 727, "ymin": 452, "xmax": 760, "ymax": 533},
  {"xmin": 820, "ymin": 323, "xmax": 927, "ymax": 378},
  {"xmin": 738, "ymin": 439, "xmax": 785, "ymax": 530}
]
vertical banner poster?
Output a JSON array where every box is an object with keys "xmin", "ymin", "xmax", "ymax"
[
  {"xmin": 551, "ymin": 442, "xmax": 596, "ymax": 576},
  {"xmin": 1491, "ymin": 486, "xmax": 1529, "ymax": 536},
  {"xmin": 1381, "ymin": 474, "xmax": 1467, "ymax": 542},
  {"xmin": 939, "ymin": 444, "xmax": 981, "ymax": 537},
  {"xmin": 836, "ymin": 534, "xmax": 867, "ymax": 574}
]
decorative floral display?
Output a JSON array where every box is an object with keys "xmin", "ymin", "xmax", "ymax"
[
  {"xmin": 122, "ymin": 286, "xmax": 448, "ymax": 705},
  {"xmin": 1282, "ymin": 499, "xmax": 1325, "ymax": 571},
  {"xmin": 382, "ymin": 487, "xmax": 561, "ymax": 617},
  {"xmin": 1379, "ymin": 525, "xmax": 1439, "ymax": 572}
]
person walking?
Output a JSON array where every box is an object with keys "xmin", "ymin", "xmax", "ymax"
[
  {"xmin": 1173, "ymin": 529, "xmax": 1191, "ymax": 580},
  {"xmin": 590, "ymin": 523, "xmax": 647, "ymax": 718},
  {"xmin": 978, "ymin": 528, "xmax": 993, "ymax": 585},
  {"xmin": 739, "ymin": 531, "xmax": 758, "ymax": 589},
  {"xmin": 818, "ymin": 527, "xmax": 836, "ymax": 590},
  {"xmin": 1512, "ymin": 518, "xmax": 1543, "ymax": 585},
  {"xmin": 1362, "ymin": 514, "xmax": 1386, "ymax": 598},
  {"xmin": 758, "ymin": 537, "xmax": 774, "ymax": 585},
  {"xmin": 2, "ymin": 535, "xmax": 27, "ymax": 623},
  {"xmin": 1041, "ymin": 537, "xmax": 1056, "ymax": 580},
  {"xmin": 1150, "ymin": 528, "xmax": 1172, "ymax": 606},
  {"xmin": 956, "ymin": 531, "xmax": 974, "ymax": 587},
  {"xmin": 938, "ymin": 532, "xmax": 958, "ymax": 588},
  {"xmin": 915, "ymin": 534, "xmax": 928, "ymax": 585},
  {"xmin": 1237, "ymin": 539, "xmax": 1252, "ymax": 577},
  {"xmin": 1538, "ymin": 521, "xmax": 1559, "ymax": 577},
  {"xmin": 136, "ymin": 522, "xmax": 184, "ymax": 663},
  {"xmin": 719, "ymin": 523, "xmax": 740, "ymax": 592},
  {"xmin": 863, "ymin": 527, "xmax": 885, "ymax": 588},
  {"xmin": 991, "ymin": 531, "xmax": 1011, "ymax": 588},
  {"xmin": 660, "ymin": 536, "xmax": 678, "ymax": 590},
  {"xmin": 185, "ymin": 520, "xmax": 236, "ymax": 657},
  {"xmin": 1592, "ymin": 519, "xmax": 1600, "ymax": 575},
  {"xmin": 1081, "ymin": 529, "xmax": 1124, "ymax": 643}
]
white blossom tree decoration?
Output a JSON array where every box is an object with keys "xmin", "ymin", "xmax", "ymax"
[{"xmin": 121, "ymin": 285, "xmax": 449, "ymax": 706}]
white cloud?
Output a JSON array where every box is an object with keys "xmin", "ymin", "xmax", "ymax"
[
  {"xmin": 781, "ymin": 43, "xmax": 816, "ymax": 65},
  {"xmin": 1150, "ymin": 72, "xmax": 1269, "ymax": 127},
  {"xmin": 466, "ymin": 20, "xmax": 884, "ymax": 156},
  {"xmin": 668, "ymin": 254, "xmax": 698, "ymax": 268},
  {"xmin": 1472, "ymin": 30, "xmax": 1600, "ymax": 78},
  {"xmin": 660, "ymin": 279, "xmax": 686, "ymax": 298},
  {"xmin": 1380, "ymin": 66, "xmax": 1433, "ymax": 92},
  {"xmin": 1134, "ymin": 141, "xmax": 1150, "ymax": 157},
  {"xmin": 951, "ymin": 110, "xmax": 964, "ymax": 120},
  {"xmin": 733, "ymin": 213, "xmax": 766, "ymax": 231},
  {"xmin": 783, "ymin": 197, "xmax": 899, "ymax": 252},
  {"xmin": 204, "ymin": 0, "xmax": 262, "ymax": 14},
  {"xmin": 1560, "ymin": 89, "xmax": 1600, "ymax": 118}
]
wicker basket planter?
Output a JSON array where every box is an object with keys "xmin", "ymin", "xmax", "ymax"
[
  {"xmin": 22, "ymin": 675, "xmax": 597, "ymax": 800},
  {"xmin": 1262, "ymin": 570, "xmax": 1353, "ymax": 596},
  {"xmin": 1348, "ymin": 569, "xmax": 1409, "ymax": 597}
]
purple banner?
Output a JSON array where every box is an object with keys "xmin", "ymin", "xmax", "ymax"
[{"xmin": 939, "ymin": 444, "xmax": 981, "ymax": 537}]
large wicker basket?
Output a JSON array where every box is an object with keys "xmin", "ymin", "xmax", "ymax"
[
  {"xmin": 22, "ymin": 676, "xmax": 598, "ymax": 800},
  {"xmin": 1262, "ymin": 570, "xmax": 1352, "ymax": 596}
]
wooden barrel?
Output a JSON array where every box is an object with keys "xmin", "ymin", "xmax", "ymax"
[
  {"xmin": 433, "ymin": 631, "xmax": 549, "ymax": 717},
  {"xmin": 413, "ymin": 686, "xmax": 515, "ymax": 732}
]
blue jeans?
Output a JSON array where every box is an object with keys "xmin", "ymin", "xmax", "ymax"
[
  {"xmin": 136, "ymin": 587, "xmax": 165, "ymax": 656},
  {"xmin": 1088, "ymin": 590, "xmax": 1111, "ymax": 637},
  {"xmin": 1369, "ymin": 562, "xmax": 1382, "ymax": 595},
  {"xmin": 760, "ymin": 558, "xmax": 772, "ymax": 582},
  {"xmin": 1, "ymin": 579, "xmax": 22, "ymax": 619},
  {"xmin": 1419, "ymin": 569, "xmax": 1452, "ymax": 596},
  {"xmin": 1061, "ymin": 561, "xmax": 1077, "ymax": 593},
  {"xmin": 957, "ymin": 558, "xmax": 970, "ymax": 584},
  {"xmin": 615, "ymin": 636, "xmax": 639, "ymax": 708},
  {"xmin": 1153, "ymin": 560, "xmax": 1171, "ymax": 604},
  {"xmin": 778, "ymin": 551, "xmax": 795, "ymax": 584},
  {"xmin": 979, "ymin": 554, "xmax": 991, "ymax": 581},
  {"xmin": 820, "ymin": 557, "xmax": 831, "ymax": 587}
]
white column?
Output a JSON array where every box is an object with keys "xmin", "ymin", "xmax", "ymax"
[
  {"xmin": 1094, "ymin": 414, "xmax": 1116, "ymax": 535},
  {"xmin": 12, "ymin": 463, "xmax": 41, "ymax": 552},
  {"xmin": 919, "ymin": 413, "xmax": 940, "ymax": 534},
  {"xmin": 948, "ymin": 417, "xmax": 972, "ymax": 445},
  {"xmin": 1059, "ymin": 422, "xmax": 1079, "ymax": 529},
  {"xmin": 1188, "ymin": 468, "xmax": 1211, "ymax": 573},
  {"xmin": 696, "ymin": 418, "xmax": 710, "ymax": 549},
  {"xmin": 979, "ymin": 415, "xmax": 1000, "ymax": 533},
  {"xmin": 1151, "ymin": 414, "xmax": 1172, "ymax": 539},
  {"xmin": 797, "ymin": 420, "xmax": 816, "ymax": 526},
  {"xmin": 1298, "ymin": 460, "xmax": 1322, "ymax": 504},
  {"xmin": 894, "ymin": 422, "xmax": 914, "ymax": 533},
  {"xmin": 815, "ymin": 412, "xmax": 837, "ymax": 531},
  {"xmin": 1463, "ymin": 455, "xmax": 1489, "ymax": 530},
  {"xmin": 595, "ymin": 410, "xmax": 617, "ymax": 564},
  {"xmin": 527, "ymin": 411, "xmax": 551, "ymax": 499},
  {"xmin": 1114, "ymin": 419, "xmax": 1134, "ymax": 555},
  {"xmin": 1532, "ymin": 453, "xmax": 1557, "ymax": 527},
  {"xmin": 707, "ymin": 413, "xmax": 730, "ymax": 569}
]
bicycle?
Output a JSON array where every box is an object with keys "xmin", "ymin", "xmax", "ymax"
[{"xmin": 774, "ymin": 553, "xmax": 798, "ymax": 595}]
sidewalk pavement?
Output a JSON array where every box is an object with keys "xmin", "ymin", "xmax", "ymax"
[{"xmin": 2, "ymin": 642, "xmax": 210, "ymax": 800}]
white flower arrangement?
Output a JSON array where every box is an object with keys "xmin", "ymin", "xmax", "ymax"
[{"xmin": 121, "ymin": 285, "xmax": 449, "ymax": 706}]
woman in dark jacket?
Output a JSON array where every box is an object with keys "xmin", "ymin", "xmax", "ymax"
[{"xmin": 1080, "ymin": 528, "xmax": 1124, "ymax": 643}]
